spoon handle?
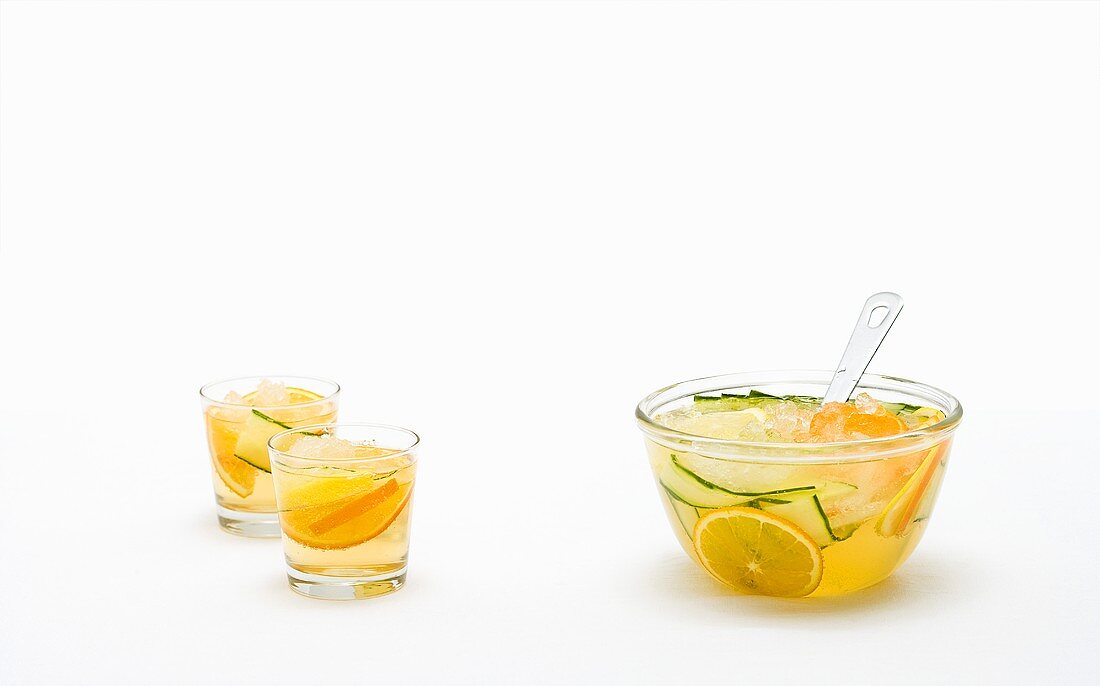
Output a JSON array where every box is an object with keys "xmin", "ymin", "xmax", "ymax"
[{"xmin": 822, "ymin": 292, "xmax": 904, "ymax": 404}]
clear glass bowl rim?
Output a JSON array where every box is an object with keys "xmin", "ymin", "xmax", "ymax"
[{"xmin": 636, "ymin": 369, "xmax": 962, "ymax": 461}]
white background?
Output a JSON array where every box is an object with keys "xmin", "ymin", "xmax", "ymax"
[{"xmin": 2, "ymin": 1, "xmax": 1098, "ymax": 683}]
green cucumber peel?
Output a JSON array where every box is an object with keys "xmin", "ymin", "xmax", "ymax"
[
  {"xmin": 233, "ymin": 453, "xmax": 272, "ymax": 474},
  {"xmin": 751, "ymin": 496, "xmax": 793, "ymax": 505},
  {"xmin": 693, "ymin": 391, "xmax": 820, "ymax": 405},
  {"xmin": 661, "ymin": 485, "xmax": 700, "ymax": 536},
  {"xmin": 252, "ymin": 409, "xmax": 292, "ymax": 429},
  {"xmin": 812, "ymin": 494, "xmax": 839, "ymax": 541},
  {"xmin": 830, "ymin": 523, "xmax": 860, "ymax": 541},
  {"xmin": 693, "ymin": 392, "xmax": 926, "ymax": 416},
  {"xmin": 880, "ymin": 401, "xmax": 924, "ymax": 415},
  {"xmin": 660, "ymin": 481, "xmax": 701, "ymax": 507}
]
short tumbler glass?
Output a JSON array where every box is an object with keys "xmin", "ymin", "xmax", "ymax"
[
  {"xmin": 199, "ymin": 376, "xmax": 340, "ymax": 537},
  {"xmin": 269, "ymin": 423, "xmax": 420, "ymax": 600}
]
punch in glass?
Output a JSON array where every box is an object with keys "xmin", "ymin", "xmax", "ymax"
[
  {"xmin": 199, "ymin": 376, "xmax": 339, "ymax": 537},
  {"xmin": 269, "ymin": 423, "xmax": 419, "ymax": 600}
]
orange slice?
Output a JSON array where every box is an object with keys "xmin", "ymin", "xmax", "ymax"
[
  {"xmin": 286, "ymin": 387, "xmax": 324, "ymax": 403},
  {"xmin": 280, "ymin": 474, "xmax": 412, "ymax": 550},
  {"xmin": 877, "ymin": 443, "xmax": 945, "ymax": 537},
  {"xmin": 206, "ymin": 416, "xmax": 256, "ymax": 497},
  {"xmin": 809, "ymin": 402, "xmax": 907, "ymax": 441},
  {"xmin": 844, "ymin": 411, "xmax": 907, "ymax": 438},
  {"xmin": 693, "ymin": 507, "xmax": 823, "ymax": 597}
]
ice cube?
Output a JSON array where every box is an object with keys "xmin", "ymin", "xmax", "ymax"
[
  {"xmin": 284, "ymin": 434, "xmax": 412, "ymax": 473},
  {"xmin": 853, "ymin": 392, "xmax": 882, "ymax": 414},
  {"xmin": 209, "ymin": 389, "xmax": 250, "ymax": 421},
  {"xmin": 765, "ymin": 401, "xmax": 815, "ymax": 441},
  {"xmin": 286, "ymin": 434, "xmax": 360, "ymax": 459},
  {"xmin": 738, "ymin": 418, "xmax": 769, "ymax": 442},
  {"xmin": 251, "ymin": 378, "xmax": 291, "ymax": 406}
]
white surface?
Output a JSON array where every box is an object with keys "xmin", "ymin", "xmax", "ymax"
[{"xmin": 2, "ymin": 1, "xmax": 1098, "ymax": 683}]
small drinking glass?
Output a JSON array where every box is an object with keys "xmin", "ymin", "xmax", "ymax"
[
  {"xmin": 268, "ymin": 423, "xmax": 419, "ymax": 600},
  {"xmin": 199, "ymin": 376, "xmax": 340, "ymax": 537}
]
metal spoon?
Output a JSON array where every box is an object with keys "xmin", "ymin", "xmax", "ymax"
[{"xmin": 821, "ymin": 292, "xmax": 904, "ymax": 404}]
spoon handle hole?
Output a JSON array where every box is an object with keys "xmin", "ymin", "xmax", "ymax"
[{"xmin": 867, "ymin": 304, "xmax": 890, "ymax": 328}]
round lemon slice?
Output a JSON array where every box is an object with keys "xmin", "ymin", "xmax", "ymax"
[{"xmin": 692, "ymin": 507, "xmax": 823, "ymax": 597}]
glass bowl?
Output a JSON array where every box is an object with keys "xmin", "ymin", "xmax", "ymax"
[{"xmin": 636, "ymin": 370, "xmax": 963, "ymax": 597}]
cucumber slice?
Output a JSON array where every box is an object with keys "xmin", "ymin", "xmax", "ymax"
[
  {"xmin": 660, "ymin": 458, "xmax": 757, "ymax": 508},
  {"xmin": 670, "ymin": 456, "xmax": 816, "ymax": 498},
  {"xmin": 662, "ymin": 486, "xmax": 701, "ymax": 537},
  {"xmin": 695, "ymin": 393, "xmax": 931, "ymax": 416},
  {"xmin": 814, "ymin": 481, "xmax": 859, "ymax": 500},
  {"xmin": 879, "ymin": 401, "xmax": 923, "ymax": 415},
  {"xmin": 812, "ymin": 480, "xmax": 875, "ymax": 533},
  {"xmin": 759, "ymin": 495, "xmax": 835, "ymax": 547},
  {"xmin": 232, "ymin": 410, "xmax": 291, "ymax": 473},
  {"xmin": 660, "ymin": 453, "xmax": 857, "ymax": 545},
  {"xmin": 694, "ymin": 391, "xmax": 820, "ymax": 407},
  {"xmin": 830, "ymin": 521, "xmax": 860, "ymax": 542},
  {"xmin": 691, "ymin": 393, "xmax": 782, "ymax": 411},
  {"xmin": 659, "ymin": 454, "xmax": 815, "ymax": 508}
]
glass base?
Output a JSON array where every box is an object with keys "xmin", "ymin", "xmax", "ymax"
[
  {"xmin": 286, "ymin": 566, "xmax": 407, "ymax": 600},
  {"xmin": 217, "ymin": 505, "xmax": 281, "ymax": 538}
]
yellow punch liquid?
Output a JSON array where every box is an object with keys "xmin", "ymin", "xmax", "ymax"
[{"xmin": 649, "ymin": 392, "xmax": 950, "ymax": 597}]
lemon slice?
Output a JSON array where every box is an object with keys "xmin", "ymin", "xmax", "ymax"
[
  {"xmin": 667, "ymin": 408, "xmax": 767, "ymax": 439},
  {"xmin": 693, "ymin": 507, "xmax": 823, "ymax": 597}
]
